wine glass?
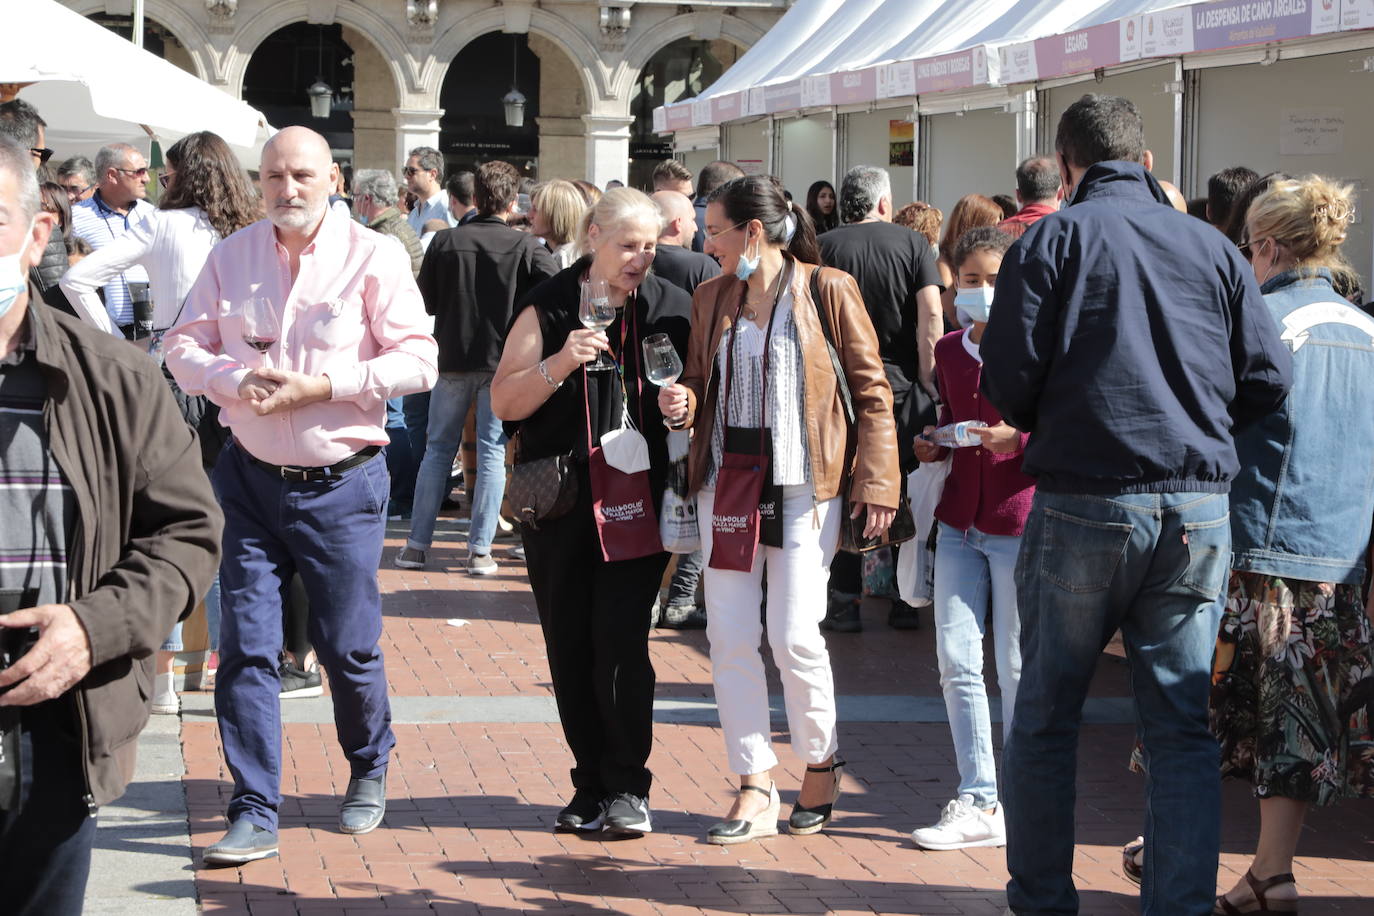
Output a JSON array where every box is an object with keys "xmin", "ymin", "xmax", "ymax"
[
  {"xmin": 641, "ymin": 332, "xmax": 685, "ymax": 426},
  {"xmin": 578, "ymin": 276, "xmax": 615, "ymax": 372},
  {"xmin": 241, "ymin": 296, "xmax": 281, "ymax": 369}
]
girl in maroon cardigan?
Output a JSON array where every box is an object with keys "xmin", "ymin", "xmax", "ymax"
[{"xmin": 910, "ymin": 227, "xmax": 1036, "ymax": 851}]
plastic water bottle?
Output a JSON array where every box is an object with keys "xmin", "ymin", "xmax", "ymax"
[{"xmin": 926, "ymin": 420, "xmax": 988, "ymax": 448}]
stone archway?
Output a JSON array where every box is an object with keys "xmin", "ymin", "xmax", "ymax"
[
  {"xmin": 428, "ymin": 7, "xmax": 605, "ymax": 183},
  {"xmin": 66, "ymin": 0, "xmax": 214, "ymax": 82}
]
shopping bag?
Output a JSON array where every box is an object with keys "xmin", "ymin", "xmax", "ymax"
[{"xmin": 896, "ymin": 456, "xmax": 951, "ymax": 605}]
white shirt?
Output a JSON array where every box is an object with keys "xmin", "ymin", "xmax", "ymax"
[
  {"xmin": 61, "ymin": 207, "xmax": 223, "ymax": 335},
  {"xmin": 406, "ymin": 189, "xmax": 455, "ymax": 237},
  {"xmin": 68, "ymin": 194, "xmax": 155, "ymax": 327},
  {"xmin": 962, "ymin": 327, "xmax": 982, "ymax": 363}
]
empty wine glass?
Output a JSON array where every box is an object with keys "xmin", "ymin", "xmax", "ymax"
[
  {"xmin": 641, "ymin": 332, "xmax": 684, "ymax": 426},
  {"xmin": 240, "ymin": 296, "xmax": 281, "ymax": 370},
  {"xmin": 579, "ymin": 276, "xmax": 616, "ymax": 372}
]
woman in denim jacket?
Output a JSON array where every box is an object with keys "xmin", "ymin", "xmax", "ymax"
[{"xmin": 1212, "ymin": 176, "xmax": 1374, "ymax": 914}]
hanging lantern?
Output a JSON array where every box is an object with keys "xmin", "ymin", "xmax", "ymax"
[
  {"xmin": 503, "ymin": 87, "xmax": 527, "ymax": 128},
  {"xmin": 307, "ymin": 79, "xmax": 333, "ymax": 119}
]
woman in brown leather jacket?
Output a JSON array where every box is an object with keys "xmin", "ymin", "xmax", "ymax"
[{"xmin": 658, "ymin": 175, "xmax": 900, "ymax": 844}]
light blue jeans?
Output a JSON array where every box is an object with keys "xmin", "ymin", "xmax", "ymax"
[
  {"xmin": 1004, "ymin": 490, "xmax": 1229, "ymax": 916},
  {"xmin": 406, "ymin": 371, "xmax": 507, "ymax": 556},
  {"xmin": 161, "ymin": 573, "xmax": 221, "ymax": 652},
  {"xmin": 933, "ymin": 522, "xmax": 1022, "ymax": 808}
]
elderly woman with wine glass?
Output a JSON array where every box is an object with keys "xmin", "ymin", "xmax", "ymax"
[{"xmin": 491, "ymin": 187, "xmax": 691, "ymax": 837}]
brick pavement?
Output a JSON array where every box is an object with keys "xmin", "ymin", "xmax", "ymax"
[{"xmin": 174, "ymin": 524, "xmax": 1374, "ymax": 915}]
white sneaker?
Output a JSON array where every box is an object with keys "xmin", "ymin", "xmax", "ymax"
[
  {"xmin": 151, "ymin": 671, "xmax": 179, "ymax": 715},
  {"xmin": 910, "ymin": 794, "xmax": 1006, "ymax": 850}
]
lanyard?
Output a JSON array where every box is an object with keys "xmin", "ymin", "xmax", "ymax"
[{"xmin": 584, "ymin": 295, "xmax": 644, "ymax": 447}]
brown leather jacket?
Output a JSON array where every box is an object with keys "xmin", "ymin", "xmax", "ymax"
[{"xmin": 679, "ymin": 259, "xmax": 901, "ymax": 509}]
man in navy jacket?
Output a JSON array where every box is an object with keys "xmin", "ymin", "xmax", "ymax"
[{"xmin": 981, "ymin": 94, "xmax": 1290, "ymax": 916}]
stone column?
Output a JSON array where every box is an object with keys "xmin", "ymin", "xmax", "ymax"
[
  {"xmin": 583, "ymin": 115, "xmax": 634, "ymax": 189},
  {"xmin": 392, "ymin": 108, "xmax": 444, "ymax": 173},
  {"xmin": 535, "ymin": 116, "xmax": 586, "ymax": 181},
  {"xmin": 351, "ymin": 109, "xmax": 398, "ymax": 172}
]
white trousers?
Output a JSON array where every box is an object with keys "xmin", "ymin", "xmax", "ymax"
[{"xmin": 699, "ymin": 484, "xmax": 843, "ymax": 775}]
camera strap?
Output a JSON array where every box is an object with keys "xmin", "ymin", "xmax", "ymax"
[{"xmin": 0, "ymin": 586, "xmax": 40, "ymax": 811}]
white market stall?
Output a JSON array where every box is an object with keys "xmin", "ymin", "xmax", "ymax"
[
  {"xmin": 658, "ymin": 0, "xmax": 1374, "ymax": 291},
  {"xmin": 5, "ymin": 0, "xmax": 272, "ymax": 165}
]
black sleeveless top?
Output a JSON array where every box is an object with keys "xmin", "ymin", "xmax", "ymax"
[{"xmin": 505, "ymin": 257, "xmax": 692, "ymax": 502}]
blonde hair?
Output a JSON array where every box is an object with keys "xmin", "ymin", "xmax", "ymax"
[
  {"xmin": 1248, "ymin": 175, "xmax": 1357, "ymax": 289},
  {"xmin": 531, "ymin": 179, "xmax": 585, "ymax": 247},
  {"xmin": 575, "ymin": 186, "xmax": 664, "ymax": 254}
]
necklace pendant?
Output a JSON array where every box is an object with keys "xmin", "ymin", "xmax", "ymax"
[{"xmin": 743, "ymin": 307, "xmax": 757, "ymax": 321}]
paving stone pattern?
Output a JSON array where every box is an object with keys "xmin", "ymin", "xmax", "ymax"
[{"xmin": 170, "ymin": 524, "xmax": 1373, "ymax": 914}]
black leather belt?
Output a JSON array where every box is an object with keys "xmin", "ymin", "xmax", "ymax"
[{"xmin": 247, "ymin": 445, "xmax": 381, "ymax": 482}]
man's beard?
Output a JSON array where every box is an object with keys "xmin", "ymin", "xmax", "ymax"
[{"xmin": 270, "ymin": 196, "xmax": 326, "ymax": 231}]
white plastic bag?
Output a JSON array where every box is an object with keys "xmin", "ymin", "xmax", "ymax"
[
  {"xmin": 659, "ymin": 429, "xmax": 699, "ymax": 553},
  {"xmin": 896, "ymin": 456, "xmax": 952, "ymax": 605}
]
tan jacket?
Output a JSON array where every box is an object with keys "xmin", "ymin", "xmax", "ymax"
[{"xmin": 679, "ymin": 259, "xmax": 901, "ymax": 509}]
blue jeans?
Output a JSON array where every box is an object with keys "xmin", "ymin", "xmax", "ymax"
[
  {"xmin": 1004, "ymin": 490, "xmax": 1229, "ymax": 916},
  {"xmin": 402, "ymin": 391, "xmax": 430, "ymax": 471},
  {"xmin": 212, "ymin": 442, "xmax": 395, "ymax": 831},
  {"xmin": 160, "ymin": 573, "xmax": 221, "ymax": 653},
  {"xmin": 933, "ymin": 522, "xmax": 1023, "ymax": 808},
  {"xmin": 406, "ymin": 372, "xmax": 507, "ymax": 556}
]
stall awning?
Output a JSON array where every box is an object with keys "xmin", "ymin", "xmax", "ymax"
[
  {"xmin": 5, "ymin": 0, "xmax": 273, "ymax": 163},
  {"xmin": 657, "ymin": 0, "xmax": 1362, "ymax": 131}
]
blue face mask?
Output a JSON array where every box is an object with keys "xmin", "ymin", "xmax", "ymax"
[
  {"xmin": 734, "ymin": 232, "xmax": 761, "ymax": 282},
  {"xmin": 0, "ymin": 218, "xmax": 36, "ymax": 321},
  {"xmin": 953, "ymin": 285, "xmax": 995, "ymax": 327}
]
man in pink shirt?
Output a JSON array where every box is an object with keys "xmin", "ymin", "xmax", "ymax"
[{"xmin": 165, "ymin": 126, "xmax": 437, "ymax": 865}]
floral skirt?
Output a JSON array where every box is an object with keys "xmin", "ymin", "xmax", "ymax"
[{"xmin": 1210, "ymin": 571, "xmax": 1374, "ymax": 805}]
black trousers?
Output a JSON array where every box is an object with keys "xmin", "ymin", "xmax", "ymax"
[
  {"xmin": 522, "ymin": 496, "xmax": 668, "ymax": 798},
  {"xmin": 0, "ymin": 698, "xmax": 98, "ymax": 916}
]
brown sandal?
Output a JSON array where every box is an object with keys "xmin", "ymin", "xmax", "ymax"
[{"xmin": 1213, "ymin": 869, "xmax": 1298, "ymax": 914}]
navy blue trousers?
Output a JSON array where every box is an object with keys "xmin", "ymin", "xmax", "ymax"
[{"xmin": 212, "ymin": 442, "xmax": 395, "ymax": 831}]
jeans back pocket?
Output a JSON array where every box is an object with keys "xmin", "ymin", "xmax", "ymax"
[
  {"xmin": 1179, "ymin": 514, "xmax": 1230, "ymax": 599},
  {"xmin": 1041, "ymin": 507, "xmax": 1134, "ymax": 594}
]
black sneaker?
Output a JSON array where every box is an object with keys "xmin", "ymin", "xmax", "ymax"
[
  {"xmin": 887, "ymin": 598, "xmax": 924, "ymax": 630},
  {"xmin": 555, "ymin": 788, "xmax": 605, "ymax": 833},
  {"xmin": 279, "ymin": 661, "xmax": 323, "ymax": 699},
  {"xmin": 820, "ymin": 595, "xmax": 862, "ymax": 633},
  {"xmin": 658, "ymin": 602, "xmax": 707, "ymax": 629},
  {"xmin": 601, "ymin": 792, "xmax": 652, "ymax": 836}
]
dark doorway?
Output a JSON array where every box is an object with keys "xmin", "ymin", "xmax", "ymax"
[
  {"xmin": 243, "ymin": 23, "xmax": 356, "ymax": 155},
  {"xmin": 439, "ymin": 33, "xmax": 540, "ymax": 175}
]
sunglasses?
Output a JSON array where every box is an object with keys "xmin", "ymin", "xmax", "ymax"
[
  {"xmin": 116, "ymin": 167, "xmax": 150, "ymax": 178},
  {"xmin": 402, "ymin": 166, "xmax": 423, "ymax": 177},
  {"xmin": 64, "ymin": 184, "xmax": 89, "ymax": 197},
  {"xmin": 31, "ymin": 147, "xmax": 53, "ymax": 164}
]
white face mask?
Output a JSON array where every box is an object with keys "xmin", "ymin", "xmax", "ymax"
[
  {"xmin": 0, "ymin": 217, "xmax": 37, "ymax": 321},
  {"xmin": 953, "ymin": 285, "xmax": 995, "ymax": 327}
]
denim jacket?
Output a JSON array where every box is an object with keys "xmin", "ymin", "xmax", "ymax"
[{"xmin": 1230, "ymin": 268, "xmax": 1374, "ymax": 584}]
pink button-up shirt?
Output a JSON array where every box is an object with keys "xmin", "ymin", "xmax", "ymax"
[{"xmin": 165, "ymin": 207, "xmax": 438, "ymax": 466}]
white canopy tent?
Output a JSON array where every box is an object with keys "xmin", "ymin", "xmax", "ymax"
[
  {"xmin": 5, "ymin": 0, "xmax": 272, "ymax": 164},
  {"xmin": 663, "ymin": 0, "xmax": 1189, "ymax": 125}
]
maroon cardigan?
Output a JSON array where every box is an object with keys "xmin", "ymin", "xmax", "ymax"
[{"xmin": 932, "ymin": 330, "xmax": 1036, "ymax": 536}]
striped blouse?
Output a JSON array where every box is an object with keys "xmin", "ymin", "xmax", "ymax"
[{"xmin": 707, "ymin": 287, "xmax": 811, "ymax": 487}]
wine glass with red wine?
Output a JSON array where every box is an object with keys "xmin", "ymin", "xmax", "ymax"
[{"xmin": 241, "ymin": 296, "xmax": 281, "ymax": 369}]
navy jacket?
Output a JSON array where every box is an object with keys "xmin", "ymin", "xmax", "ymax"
[{"xmin": 980, "ymin": 161, "xmax": 1291, "ymax": 495}]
